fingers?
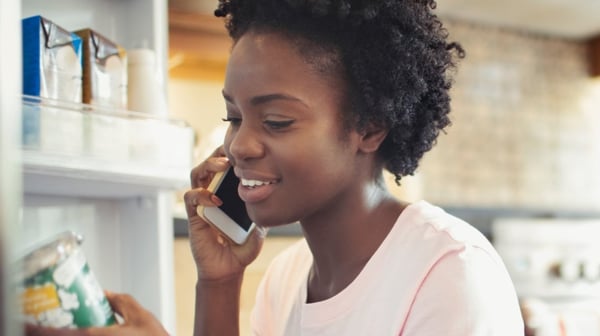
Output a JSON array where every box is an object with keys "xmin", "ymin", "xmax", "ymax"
[
  {"xmin": 186, "ymin": 146, "xmax": 229, "ymax": 219},
  {"xmin": 105, "ymin": 292, "xmax": 139, "ymax": 322},
  {"xmin": 183, "ymin": 188, "xmax": 223, "ymax": 219},
  {"xmin": 231, "ymin": 226, "xmax": 268, "ymax": 263},
  {"xmin": 190, "ymin": 148, "xmax": 229, "ymax": 189},
  {"xmin": 183, "ymin": 188, "xmax": 227, "ymax": 256},
  {"xmin": 108, "ymin": 293, "xmax": 159, "ymax": 325},
  {"xmin": 96, "ymin": 292, "xmax": 169, "ymax": 335}
]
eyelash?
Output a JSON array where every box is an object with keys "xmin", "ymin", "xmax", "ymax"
[
  {"xmin": 221, "ymin": 118, "xmax": 294, "ymax": 130},
  {"xmin": 264, "ymin": 120, "xmax": 294, "ymax": 130},
  {"xmin": 222, "ymin": 117, "xmax": 241, "ymax": 126}
]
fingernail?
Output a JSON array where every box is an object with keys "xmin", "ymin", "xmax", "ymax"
[{"xmin": 211, "ymin": 195, "xmax": 223, "ymax": 206}]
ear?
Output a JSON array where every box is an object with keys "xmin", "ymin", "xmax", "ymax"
[{"xmin": 357, "ymin": 124, "xmax": 389, "ymax": 154}]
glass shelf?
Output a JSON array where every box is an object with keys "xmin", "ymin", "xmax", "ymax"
[{"xmin": 21, "ymin": 95, "xmax": 194, "ymax": 198}]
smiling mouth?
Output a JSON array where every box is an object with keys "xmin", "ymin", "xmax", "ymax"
[{"xmin": 240, "ymin": 178, "xmax": 278, "ymax": 188}]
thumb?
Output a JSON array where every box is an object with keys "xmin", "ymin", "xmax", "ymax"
[
  {"xmin": 232, "ymin": 225, "xmax": 267, "ymax": 263},
  {"xmin": 104, "ymin": 291, "xmax": 169, "ymax": 335},
  {"xmin": 104, "ymin": 291, "xmax": 147, "ymax": 323}
]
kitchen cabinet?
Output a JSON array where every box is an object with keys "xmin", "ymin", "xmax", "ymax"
[
  {"xmin": 168, "ymin": 9, "xmax": 229, "ymax": 81},
  {"xmin": 1, "ymin": 1, "xmax": 189, "ymax": 334}
]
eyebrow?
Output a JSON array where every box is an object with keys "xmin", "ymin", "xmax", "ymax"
[{"xmin": 222, "ymin": 91, "xmax": 308, "ymax": 108}]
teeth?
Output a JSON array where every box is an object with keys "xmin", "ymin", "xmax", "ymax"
[{"xmin": 241, "ymin": 178, "xmax": 273, "ymax": 188}]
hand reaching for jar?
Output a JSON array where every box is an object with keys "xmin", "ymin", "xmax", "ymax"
[{"xmin": 25, "ymin": 291, "xmax": 169, "ymax": 336}]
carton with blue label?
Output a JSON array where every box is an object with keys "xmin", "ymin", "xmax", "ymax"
[
  {"xmin": 22, "ymin": 15, "xmax": 83, "ymax": 102},
  {"xmin": 22, "ymin": 15, "xmax": 85, "ymax": 155}
]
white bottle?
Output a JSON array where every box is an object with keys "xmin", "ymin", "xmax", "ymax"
[
  {"xmin": 127, "ymin": 49, "xmax": 167, "ymax": 164},
  {"xmin": 127, "ymin": 49, "xmax": 167, "ymax": 115}
]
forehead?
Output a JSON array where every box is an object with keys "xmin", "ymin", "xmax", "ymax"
[{"xmin": 224, "ymin": 32, "xmax": 344, "ymax": 103}]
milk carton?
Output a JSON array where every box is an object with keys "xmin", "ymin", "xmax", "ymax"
[{"xmin": 22, "ymin": 15, "xmax": 82, "ymax": 102}]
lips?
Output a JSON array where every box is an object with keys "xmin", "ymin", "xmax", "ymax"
[{"xmin": 235, "ymin": 173, "xmax": 279, "ymax": 204}]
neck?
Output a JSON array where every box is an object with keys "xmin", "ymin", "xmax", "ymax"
[{"xmin": 300, "ymin": 178, "xmax": 406, "ymax": 302}]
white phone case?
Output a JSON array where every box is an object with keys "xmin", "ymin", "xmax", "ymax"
[{"xmin": 196, "ymin": 169, "xmax": 256, "ymax": 245}]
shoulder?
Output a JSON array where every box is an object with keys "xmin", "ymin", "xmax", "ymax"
[
  {"xmin": 389, "ymin": 201, "xmax": 519, "ymax": 301},
  {"xmin": 379, "ymin": 200, "xmax": 513, "ymax": 295},
  {"xmin": 399, "ymin": 200, "xmax": 501, "ymax": 263},
  {"xmin": 399, "ymin": 202, "xmax": 524, "ymax": 334}
]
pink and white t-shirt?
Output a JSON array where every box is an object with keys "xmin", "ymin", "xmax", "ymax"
[{"xmin": 250, "ymin": 201, "xmax": 524, "ymax": 336}]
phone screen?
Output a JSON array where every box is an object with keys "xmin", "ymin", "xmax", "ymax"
[{"xmin": 214, "ymin": 169, "xmax": 254, "ymax": 231}]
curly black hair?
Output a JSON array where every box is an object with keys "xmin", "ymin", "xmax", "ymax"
[{"xmin": 215, "ymin": 0, "xmax": 464, "ymax": 184}]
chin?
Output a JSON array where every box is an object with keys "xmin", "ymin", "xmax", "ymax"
[
  {"xmin": 251, "ymin": 213, "xmax": 298, "ymax": 229},
  {"xmin": 254, "ymin": 219, "xmax": 294, "ymax": 228}
]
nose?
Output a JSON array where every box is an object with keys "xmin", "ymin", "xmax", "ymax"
[{"xmin": 225, "ymin": 122, "xmax": 265, "ymax": 164}]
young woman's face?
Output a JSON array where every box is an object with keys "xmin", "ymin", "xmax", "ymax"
[{"xmin": 222, "ymin": 31, "xmax": 363, "ymax": 227}]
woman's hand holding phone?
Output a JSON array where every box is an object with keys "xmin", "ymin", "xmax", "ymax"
[{"xmin": 183, "ymin": 146, "xmax": 265, "ymax": 282}]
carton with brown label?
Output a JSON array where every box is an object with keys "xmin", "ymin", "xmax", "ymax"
[{"xmin": 74, "ymin": 29, "xmax": 127, "ymax": 109}]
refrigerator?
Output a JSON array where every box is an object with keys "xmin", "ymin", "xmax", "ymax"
[{"xmin": 1, "ymin": 1, "xmax": 192, "ymax": 334}]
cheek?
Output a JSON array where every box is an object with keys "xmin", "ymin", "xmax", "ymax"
[
  {"xmin": 247, "ymin": 134, "xmax": 356, "ymax": 226},
  {"xmin": 290, "ymin": 126, "xmax": 355, "ymax": 177},
  {"xmin": 280, "ymin": 139, "xmax": 355, "ymax": 197},
  {"xmin": 222, "ymin": 128, "xmax": 236, "ymax": 160}
]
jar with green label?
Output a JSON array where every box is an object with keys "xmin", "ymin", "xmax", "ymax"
[{"xmin": 18, "ymin": 231, "xmax": 117, "ymax": 328}]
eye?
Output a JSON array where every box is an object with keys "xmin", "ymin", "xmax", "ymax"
[
  {"xmin": 264, "ymin": 120, "xmax": 294, "ymax": 130},
  {"xmin": 222, "ymin": 117, "xmax": 242, "ymax": 127}
]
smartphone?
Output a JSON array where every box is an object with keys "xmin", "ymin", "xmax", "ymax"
[{"xmin": 196, "ymin": 167, "xmax": 256, "ymax": 245}]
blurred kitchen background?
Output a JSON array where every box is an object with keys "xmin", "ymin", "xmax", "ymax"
[{"xmin": 2, "ymin": 0, "xmax": 600, "ymax": 335}]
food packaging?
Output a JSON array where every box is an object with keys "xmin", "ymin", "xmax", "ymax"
[
  {"xmin": 21, "ymin": 16, "xmax": 84, "ymax": 154},
  {"xmin": 22, "ymin": 15, "xmax": 83, "ymax": 103},
  {"xmin": 74, "ymin": 28, "xmax": 127, "ymax": 109},
  {"xmin": 17, "ymin": 231, "xmax": 117, "ymax": 328}
]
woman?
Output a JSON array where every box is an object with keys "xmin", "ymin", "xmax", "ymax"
[{"xmin": 27, "ymin": 0, "xmax": 524, "ymax": 335}]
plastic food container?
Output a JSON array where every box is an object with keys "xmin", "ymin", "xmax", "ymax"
[{"xmin": 18, "ymin": 231, "xmax": 116, "ymax": 328}]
